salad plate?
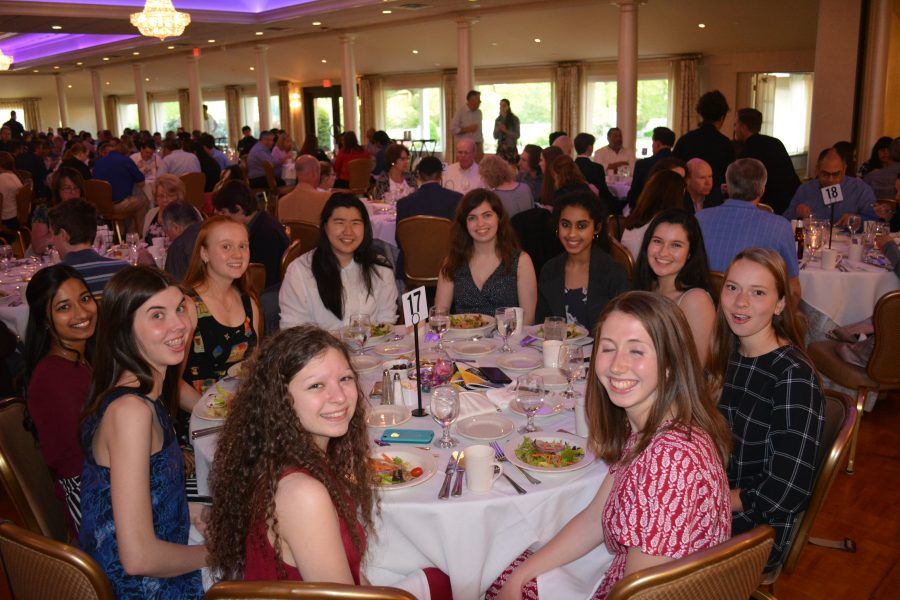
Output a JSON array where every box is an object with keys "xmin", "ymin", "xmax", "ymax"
[
  {"xmin": 444, "ymin": 313, "xmax": 496, "ymax": 339},
  {"xmin": 373, "ymin": 341, "xmax": 414, "ymax": 358},
  {"xmin": 527, "ymin": 323, "xmax": 589, "ymax": 343},
  {"xmin": 496, "ymin": 353, "xmax": 542, "ymax": 372},
  {"xmin": 370, "ymin": 447, "xmax": 437, "ymax": 490},
  {"xmin": 194, "ymin": 379, "xmax": 238, "ymax": 421},
  {"xmin": 456, "ymin": 414, "xmax": 515, "ymax": 441},
  {"xmin": 450, "ymin": 339, "xmax": 498, "ymax": 357},
  {"xmin": 529, "ymin": 367, "xmax": 568, "ymax": 391},
  {"xmin": 366, "ymin": 322, "xmax": 396, "ymax": 346},
  {"xmin": 503, "ymin": 432, "xmax": 594, "ymax": 473},
  {"xmin": 366, "ymin": 405, "xmax": 412, "ymax": 428}
]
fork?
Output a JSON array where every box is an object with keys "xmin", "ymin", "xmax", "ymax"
[{"xmin": 490, "ymin": 441, "xmax": 541, "ymax": 485}]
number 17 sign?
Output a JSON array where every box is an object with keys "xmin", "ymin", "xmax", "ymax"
[{"xmin": 402, "ymin": 286, "xmax": 428, "ymax": 327}]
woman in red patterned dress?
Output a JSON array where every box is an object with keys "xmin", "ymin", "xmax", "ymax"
[{"xmin": 490, "ymin": 291, "xmax": 732, "ymax": 599}]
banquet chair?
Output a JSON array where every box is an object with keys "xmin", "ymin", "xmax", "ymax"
[
  {"xmin": 83, "ymin": 179, "xmax": 137, "ymax": 245},
  {"xmin": 756, "ymin": 389, "xmax": 857, "ymax": 598},
  {"xmin": 15, "ymin": 170, "xmax": 32, "ymax": 187},
  {"xmin": 608, "ymin": 237, "xmax": 634, "ymax": 281},
  {"xmin": 280, "ymin": 239, "xmax": 306, "ymax": 280},
  {"xmin": 204, "ymin": 581, "xmax": 415, "ymax": 599},
  {"xmin": 758, "ymin": 202, "xmax": 775, "ymax": 213},
  {"xmin": 396, "ymin": 216, "xmax": 453, "ymax": 289},
  {"xmin": 283, "ymin": 221, "xmax": 321, "ymax": 255},
  {"xmin": 0, "ymin": 398, "xmax": 70, "ymax": 542},
  {"xmin": 16, "ymin": 185, "xmax": 32, "ymax": 228},
  {"xmin": 263, "ymin": 161, "xmax": 295, "ymax": 201},
  {"xmin": 246, "ymin": 263, "xmax": 266, "ymax": 297},
  {"xmin": 606, "ymin": 214, "xmax": 626, "ymax": 241},
  {"xmin": 12, "ymin": 226, "xmax": 30, "ymax": 259},
  {"xmin": 180, "ymin": 172, "xmax": 206, "ymax": 211},
  {"xmin": 347, "ymin": 158, "xmax": 374, "ymax": 196},
  {"xmin": 0, "ymin": 520, "xmax": 114, "ymax": 600},
  {"xmin": 709, "ymin": 271, "xmax": 725, "ymax": 303},
  {"xmin": 606, "ymin": 525, "xmax": 774, "ymax": 600},
  {"xmin": 807, "ymin": 289, "xmax": 900, "ymax": 474}
]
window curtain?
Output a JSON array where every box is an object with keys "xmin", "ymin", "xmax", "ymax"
[
  {"xmin": 554, "ymin": 62, "xmax": 583, "ymax": 136},
  {"xmin": 104, "ymin": 95, "xmax": 119, "ymax": 134},
  {"xmin": 22, "ymin": 99, "xmax": 41, "ymax": 133},
  {"xmin": 358, "ymin": 74, "xmax": 384, "ymax": 135},
  {"xmin": 177, "ymin": 89, "xmax": 190, "ymax": 131},
  {"xmin": 277, "ymin": 81, "xmax": 291, "ymax": 135},
  {"xmin": 224, "ymin": 85, "xmax": 243, "ymax": 146},
  {"xmin": 674, "ymin": 55, "xmax": 700, "ymax": 136},
  {"xmin": 442, "ymin": 70, "xmax": 456, "ymax": 161}
]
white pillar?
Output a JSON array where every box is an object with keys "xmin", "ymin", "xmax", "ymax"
[
  {"xmin": 456, "ymin": 18, "xmax": 475, "ymax": 108},
  {"xmin": 861, "ymin": 0, "xmax": 890, "ymax": 153},
  {"xmin": 255, "ymin": 45, "xmax": 271, "ymax": 132},
  {"xmin": 339, "ymin": 34, "xmax": 358, "ymax": 136},
  {"xmin": 54, "ymin": 73, "xmax": 69, "ymax": 129},
  {"xmin": 615, "ymin": 0, "xmax": 638, "ymax": 154},
  {"xmin": 187, "ymin": 55, "xmax": 203, "ymax": 132},
  {"xmin": 90, "ymin": 68, "xmax": 105, "ymax": 133},
  {"xmin": 132, "ymin": 63, "xmax": 150, "ymax": 131}
]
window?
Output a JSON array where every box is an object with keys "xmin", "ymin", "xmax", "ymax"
[
  {"xmin": 0, "ymin": 105, "xmax": 26, "ymax": 130},
  {"xmin": 152, "ymin": 101, "xmax": 181, "ymax": 134},
  {"xmin": 118, "ymin": 103, "xmax": 139, "ymax": 132},
  {"xmin": 204, "ymin": 100, "xmax": 228, "ymax": 143},
  {"xmin": 384, "ymin": 87, "xmax": 443, "ymax": 151},
  {"xmin": 477, "ymin": 82, "xmax": 551, "ymax": 154},
  {"xmin": 752, "ymin": 72, "xmax": 813, "ymax": 156},
  {"xmin": 585, "ymin": 78, "xmax": 671, "ymax": 157},
  {"xmin": 242, "ymin": 95, "xmax": 281, "ymax": 135}
]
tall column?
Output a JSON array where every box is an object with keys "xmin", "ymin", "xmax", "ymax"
[
  {"xmin": 456, "ymin": 18, "xmax": 475, "ymax": 107},
  {"xmin": 254, "ymin": 45, "xmax": 271, "ymax": 132},
  {"xmin": 132, "ymin": 63, "xmax": 150, "ymax": 131},
  {"xmin": 860, "ymin": 0, "xmax": 891, "ymax": 153},
  {"xmin": 187, "ymin": 55, "xmax": 203, "ymax": 132},
  {"xmin": 339, "ymin": 35, "xmax": 358, "ymax": 136},
  {"xmin": 54, "ymin": 73, "xmax": 69, "ymax": 129},
  {"xmin": 615, "ymin": 0, "xmax": 638, "ymax": 154},
  {"xmin": 90, "ymin": 68, "xmax": 105, "ymax": 133}
]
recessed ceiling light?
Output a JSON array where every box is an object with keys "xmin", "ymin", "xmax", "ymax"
[
  {"xmin": 412, "ymin": 49, "xmax": 419, "ymax": 54},
  {"xmin": 105, "ymin": 81, "xmax": 110, "ymax": 85},
  {"xmin": 53, "ymin": 66, "xmax": 60, "ymax": 69},
  {"xmin": 249, "ymin": 66, "xmax": 255, "ymax": 71},
  {"xmin": 167, "ymin": 45, "xmax": 175, "ymax": 50},
  {"xmin": 51, "ymin": 25, "xmax": 62, "ymax": 30},
  {"xmin": 533, "ymin": 38, "xmax": 541, "ymax": 43},
  {"xmin": 76, "ymin": 61, "xmax": 83, "ymax": 65},
  {"xmin": 321, "ymin": 59, "xmax": 327, "ymax": 63},
  {"xmin": 698, "ymin": 23, "xmax": 706, "ymax": 28},
  {"xmin": 67, "ymin": 84, "xmax": 72, "ymax": 88},
  {"xmin": 312, "ymin": 21, "xmax": 322, "ymax": 26},
  {"xmin": 207, "ymin": 39, "xmax": 216, "ymax": 43},
  {"xmin": 32, "ymin": 69, "xmax": 39, "ymax": 73},
  {"xmin": 255, "ymin": 31, "xmax": 264, "ymax": 36},
  {"xmin": 145, "ymin": 77, "xmax": 150, "ymax": 82},
  {"xmin": 102, "ymin": 57, "xmax": 109, "ymax": 61},
  {"xmin": 132, "ymin": 51, "xmax": 140, "ymax": 55},
  {"xmin": 491, "ymin": 42, "xmax": 498, "ymax": 47},
  {"xmin": 382, "ymin": 9, "xmax": 392, "ymax": 14}
]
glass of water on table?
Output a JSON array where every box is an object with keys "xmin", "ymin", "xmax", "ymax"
[
  {"xmin": 431, "ymin": 385, "xmax": 460, "ymax": 448},
  {"xmin": 343, "ymin": 313, "xmax": 370, "ymax": 356},
  {"xmin": 495, "ymin": 307, "xmax": 515, "ymax": 353},
  {"xmin": 516, "ymin": 374, "xmax": 545, "ymax": 433},
  {"xmin": 429, "ymin": 306, "xmax": 449, "ymax": 352}
]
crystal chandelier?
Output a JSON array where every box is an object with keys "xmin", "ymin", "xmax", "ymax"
[
  {"xmin": 130, "ymin": 0, "xmax": 191, "ymax": 41},
  {"xmin": 0, "ymin": 49, "xmax": 11, "ymax": 71}
]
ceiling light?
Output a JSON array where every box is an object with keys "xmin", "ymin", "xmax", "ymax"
[
  {"xmin": 321, "ymin": 59, "xmax": 327, "ymax": 63},
  {"xmin": 207, "ymin": 39, "xmax": 215, "ymax": 43},
  {"xmin": 51, "ymin": 25, "xmax": 62, "ymax": 30},
  {"xmin": 102, "ymin": 57, "xmax": 110, "ymax": 61},
  {"xmin": 249, "ymin": 66, "xmax": 255, "ymax": 70},
  {"xmin": 133, "ymin": 51, "xmax": 140, "ymax": 55},
  {"xmin": 255, "ymin": 31, "xmax": 264, "ymax": 36},
  {"xmin": 32, "ymin": 69, "xmax": 39, "ymax": 73},
  {"xmin": 312, "ymin": 21, "xmax": 322, "ymax": 26},
  {"xmin": 145, "ymin": 77, "xmax": 150, "ymax": 81},
  {"xmin": 130, "ymin": 0, "xmax": 191, "ymax": 41},
  {"xmin": 533, "ymin": 38, "xmax": 541, "ymax": 43},
  {"xmin": 105, "ymin": 81, "xmax": 110, "ymax": 85},
  {"xmin": 698, "ymin": 23, "xmax": 706, "ymax": 28},
  {"xmin": 382, "ymin": 9, "xmax": 392, "ymax": 14},
  {"xmin": 491, "ymin": 42, "xmax": 498, "ymax": 47},
  {"xmin": 67, "ymin": 84, "xmax": 73, "ymax": 88},
  {"xmin": 76, "ymin": 61, "xmax": 83, "ymax": 65},
  {"xmin": 167, "ymin": 45, "xmax": 175, "ymax": 49},
  {"xmin": 412, "ymin": 49, "xmax": 419, "ymax": 54},
  {"xmin": 53, "ymin": 65, "xmax": 60, "ymax": 69}
]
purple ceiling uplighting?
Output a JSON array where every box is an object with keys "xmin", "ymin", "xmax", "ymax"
[
  {"xmin": 0, "ymin": 33, "xmax": 138, "ymax": 65},
  {"xmin": 25, "ymin": 0, "xmax": 316, "ymax": 13}
]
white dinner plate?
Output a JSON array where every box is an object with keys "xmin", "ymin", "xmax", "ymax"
[
  {"xmin": 445, "ymin": 314, "xmax": 496, "ymax": 339},
  {"xmin": 529, "ymin": 367, "xmax": 569, "ymax": 391},
  {"xmin": 527, "ymin": 323, "xmax": 589, "ymax": 343},
  {"xmin": 373, "ymin": 341, "xmax": 414, "ymax": 358},
  {"xmin": 503, "ymin": 432, "xmax": 595, "ymax": 474},
  {"xmin": 451, "ymin": 339, "xmax": 498, "ymax": 357},
  {"xmin": 371, "ymin": 447, "xmax": 437, "ymax": 491},
  {"xmin": 496, "ymin": 353, "xmax": 542, "ymax": 372},
  {"xmin": 193, "ymin": 378, "xmax": 239, "ymax": 421},
  {"xmin": 351, "ymin": 354, "xmax": 382, "ymax": 374},
  {"xmin": 456, "ymin": 414, "xmax": 515, "ymax": 441},
  {"xmin": 366, "ymin": 404, "xmax": 412, "ymax": 428}
]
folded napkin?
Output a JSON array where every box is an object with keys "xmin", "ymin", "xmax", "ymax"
[
  {"xmin": 485, "ymin": 385, "xmax": 515, "ymax": 411},
  {"xmin": 845, "ymin": 259, "xmax": 890, "ymax": 273},
  {"xmin": 458, "ymin": 391, "xmax": 501, "ymax": 420}
]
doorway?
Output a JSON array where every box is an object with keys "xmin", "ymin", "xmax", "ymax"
[{"xmin": 302, "ymin": 86, "xmax": 343, "ymax": 153}]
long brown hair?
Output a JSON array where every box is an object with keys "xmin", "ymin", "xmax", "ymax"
[
  {"xmin": 440, "ymin": 189, "xmax": 519, "ymax": 280},
  {"xmin": 585, "ymin": 291, "xmax": 731, "ymax": 466},
  {"xmin": 708, "ymin": 247, "xmax": 810, "ymax": 394},
  {"xmin": 182, "ymin": 215, "xmax": 255, "ymax": 302},
  {"xmin": 206, "ymin": 326, "xmax": 375, "ymax": 580},
  {"xmin": 550, "ymin": 155, "xmax": 587, "ymax": 190},
  {"xmin": 625, "ymin": 169, "xmax": 685, "ymax": 229},
  {"xmin": 539, "ymin": 146, "xmax": 565, "ymax": 205}
]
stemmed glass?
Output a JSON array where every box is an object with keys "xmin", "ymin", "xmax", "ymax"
[
  {"xmin": 560, "ymin": 344, "xmax": 584, "ymax": 399},
  {"xmin": 495, "ymin": 307, "xmax": 515, "ymax": 353},
  {"xmin": 431, "ymin": 386, "xmax": 460, "ymax": 448},
  {"xmin": 125, "ymin": 232, "xmax": 140, "ymax": 266},
  {"xmin": 343, "ymin": 313, "xmax": 370, "ymax": 356},
  {"xmin": 516, "ymin": 374, "xmax": 545, "ymax": 433},
  {"xmin": 0, "ymin": 244, "xmax": 12, "ymax": 273},
  {"xmin": 429, "ymin": 307, "xmax": 449, "ymax": 352},
  {"xmin": 846, "ymin": 214, "xmax": 862, "ymax": 236},
  {"xmin": 805, "ymin": 222, "xmax": 824, "ymax": 260}
]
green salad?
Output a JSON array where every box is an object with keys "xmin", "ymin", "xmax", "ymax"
[
  {"xmin": 370, "ymin": 323, "xmax": 393, "ymax": 337},
  {"xmin": 515, "ymin": 437, "xmax": 585, "ymax": 468}
]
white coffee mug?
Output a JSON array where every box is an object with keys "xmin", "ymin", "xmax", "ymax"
[
  {"xmin": 574, "ymin": 396, "xmax": 589, "ymax": 437},
  {"xmin": 847, "ymin": 243, "xmax": 863, "ymax": 263},
  {"xmin": 542, "ymin": 340, "xmax": 563, "ymax": 368},
  {"xmin": 464, "ymin": 444, "xmax": 504, "ymax": 493},
  {"xmin": 820, "ymin": 248, "xmax": 839, "ymax": 270}
]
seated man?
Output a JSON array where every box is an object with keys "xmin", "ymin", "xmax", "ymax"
[
  {"xmin": 592, "ymin": 127, "xmax": 634, "ymax": 174},
  {"xmin": 397, "ymin": 156, "xmax": 463, "ymax": 225},
  {"xmin": 130, "ymin": 140, "xmax": 162, "ymax": 179},
  {"xmin": 442, "ymin": 138, "xmax": 483, "ymax": 192},
  {"xmin": 276, "ymin": 155, "xmax": 331, "ymax": 224},
  {"xmin": 162, "ymin": 201, "xmax": 204, "ymax": 282},
  {"xmin": 91, "ymin": 139, "xmax": 149, "ymax": 227},
  {"xmin": 784, "ymin": 148, "xmax": 877, "ymax": 225},
  {"xmin": 572, "ymin": 132, "xmax": 616, "ymax": 208},
  {"xmin": 48, "ymin": 199, "xmax": 129, "ymax": 295},
  {"xmin": 627, "ymin": 126, "xmax": 676, "ymax": 210},
  {"xmin": 157, "ymin": 137, "xmax": 201, "ymax": 177},
  {"xmin": 247, "ymin": 131, "xmax": 282, "ymax": 189},
  {"xmin": 683, "ymin": 157, "xmax": 720, "ymax": 214}
]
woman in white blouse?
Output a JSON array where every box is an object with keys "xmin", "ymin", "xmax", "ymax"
[{"xmin": 279, "ymin": 193, "xmax": 398, "ymax": 330}]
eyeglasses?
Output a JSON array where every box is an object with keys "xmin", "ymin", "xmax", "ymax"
[{"xmin": 59, "ymin": 185, "xmax": 80, "ymax": 193}]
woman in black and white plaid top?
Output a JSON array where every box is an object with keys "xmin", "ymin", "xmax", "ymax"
[{"xmin": 709, "ymin": 247, "xmax": 824, "ymax": 573}]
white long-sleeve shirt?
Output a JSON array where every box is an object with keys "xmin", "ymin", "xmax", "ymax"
[{"xmin": 279, "ymin": 251, "xmax": 398, "ymax": 331}]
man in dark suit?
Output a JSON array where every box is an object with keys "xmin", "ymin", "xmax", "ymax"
[
  {"xmin": 683, "ymin": 158, "xmax": 722, "ymax": 213},
  {"xmin": 573, "ymin": 132, "xmax": 617, "ymax": 212},
  {"xmin": 626, "ymin": 126, "xmax": 675, "ymax": 209},
  {"xmin": 734, "ymin": 108, "xmax": 801, "ymax": 214},
  {"xmin": 673, "ymin": 90, "xmax": 734, "ymax": 200},
  {"xmin": 396, "ymin": 157, "xmax": 462, "ymax": 225}
]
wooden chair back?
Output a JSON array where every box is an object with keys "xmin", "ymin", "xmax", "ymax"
[
  {"xmin": 180, "ymin": 172, "xmax": 206, "ymax": 211},
  {"xmin": 204, "ymin": 580, "xmax": 415, "ymax": 599},
  {"xmin": 15, "ymin": 170, "xmax": 32, "ymax": 187},
  {"xmin": 283, "ymin": 221, "xmax": 321, "ymax": 255},
  {"xmin": 0, "ymin": 520, "xmax": 114, "ymax": 600},
  {"xmin": 13, "ymin": 226, "xmax": 31, "ymax": 259},
  {"xmin": 868, "ymin": 290, "xmax": 900, "ymax": 386},
  {"xmin": 758, "ymin": 202, "xmax": 775, "ymax": 213},
  {"xmin": 82, "ymin": 179, "xmax": 116, "ymax": 217},
  {"xmin": 607, "ymin": 214, "xmax": 626, "ymax": 241},
  {"xmin": 246, "ymin": 263, "xmax": 266, "ymax": 297},
  {"xmin": 347, "ymin": 158, "xmax": 374, "ymax": 195},
  {"xmin": 262, "ymin": 161, "xmax": 278, "ymax": 191},
  {"xmin": 280, "ymin": 239, "xmax": 306, "ymax": 280},
  {"xmin": 609, "ymin": 237, "xmax": 634, "ymax": 281},
  {"xmin": 709, "ymin": 271, "xmax": 726, "ymax": 304},
  {"xmin": 0, "ymin": 398, "xmax": 69, "ymax": 542},
  {"xmin": 606, "ymin": 525, "xmax": 774, "ymax": 600},
  {"xmin": 396, "ymin": 216, "xmax": 453, "ymax": 288},
  {"xmin": 16, "ymin": 185, "xmax": 32, "ymax": 228}
]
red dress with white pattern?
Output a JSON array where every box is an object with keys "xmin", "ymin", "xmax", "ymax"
[{"xmin": 486, "ymin": 422, "xmax": 731, "ymax": 599}]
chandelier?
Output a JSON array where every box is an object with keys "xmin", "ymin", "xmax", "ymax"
[
  {"xmin": 0, "ymin": 49, "xmax": 11, "ymax": 71},
  {"xmin": 130, "ymin": 0, "xmax": 191, "ymax": 41}
]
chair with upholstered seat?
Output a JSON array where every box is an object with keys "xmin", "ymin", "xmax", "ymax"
[
  {"xmin": 807, "ymin": 290, "xmax": 900, "ymax": 474},
  {"xmin": 246, "ymin": 263, "xmax": 266, "ymax": 298},
  {"xmin": 709, "ymin": 271, "xmax": 725, "ymax": 303},
  {"xmin": 396, "ymin": 216, "xmax": 453, "ymax": 289},
  {"xmin": 180, "ymin": 172, "xmax": 206, "ymax": 212},
  {"xmin": 11, "ymin": 226, "xmax": 30, "ymax": 259},
  {"xmin": 280, "ymin": 239, "xmax": 306, "ymax": 280},
  {"xmin": 16, "ymin": 185, "xmax": 32, "ymax": 228},
  {"xmin": 607, "ymin": 214, "xmax": 626, "ymax": 241},
  {"xmin": 283, "ymin": 221, "xmax": 321, "ymax": 255},
  {"xmin": 758, "ymin": 202, "xmax": 775, "ymax": 213},
  {"xmin": 204, "ymin": 580, "xmax": 415, "ymax": 599},
  {"xmin": 0, "ymin": 520, "xmax": 114, "ymax": 600},
  {"xmin": 83, "ymin": 179, "xmax": 139, "ymax": 245},
  {"xmin": 0, "ymin": 398, "xmax": 69, "ymax": 542},
  {"xmin": 606, "ymin": 525, "xmax": 774, "ymax": 600},
  {"xmin": 608, "ymin": 237, "xmax": 634, "ymax": 282},
  {"xmin": 348, "ymin": 158, "xmax": 374, "ymax": 196}
]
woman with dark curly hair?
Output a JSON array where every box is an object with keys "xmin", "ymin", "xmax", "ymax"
[
  {"xmin": 435, "ymin": 188, "xmax": 537, "ymax": 324},
  {"xmin": 858, "ymin": 136, "xmax": 893, "ymax": 178},
  {"xmin": 371, "ymin": 143, "xmax": 417, "ymax": 201},
  {"xmin": 206, "ymin": 326, "xmax": 451, "ymax": 596}
]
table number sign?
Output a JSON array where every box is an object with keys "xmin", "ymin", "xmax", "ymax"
[
  {"xmin": 821, "ymin": 184, "xmax": 843, "ymax": 206},
  {"xmin": 401, "ymin": 286, "xmax": 428, "ymax": 417}
]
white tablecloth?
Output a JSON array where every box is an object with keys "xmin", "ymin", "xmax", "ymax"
[
  {"xmin": 606, "ymin": 177, "xmax": 631, "ymax": 200},
  {"xmin": 365, "ymin": 201, "xmax": 398, "ymax": 247},
  {"xmin": 0, "ymin": 262, "xmax": 40, "ymax": 338}
]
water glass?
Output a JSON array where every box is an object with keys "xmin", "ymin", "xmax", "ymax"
[
  {"xmin": 431, "ymin": 386, "xmax": 460, "ymax": 448},
  {"xmin": 429, "ymin": 307, "xmax": 449, "ymax": 352},
  {"xmin": 344, "ymin": 313, "xmax": 371, "ymax": 355},
  {"xmin": 560, "ymin": 344, "xmax": 584, "ymax": 399},
  {"xmin": 516, "ymin": 374, "xmax": 545, "ymax": 433},
  {"xmin": 847, "ymin": 214, "xmax": 862, "ymax": 235},
  {"xmin": 495, "ymin": 307, "xmax": 515, "ymax": 353},
  {"xmin": 805, "ymin": 223, "xmax": 823, "ymax": 259},
  {"xmin": 543, "ymin": 316, "xmax": 566, "ymax": 342},
  {"xmin": 0, "ymin": 244, "xmax": 12, "ymax": 272}
]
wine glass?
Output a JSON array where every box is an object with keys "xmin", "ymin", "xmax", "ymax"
[
  {"xmin": 430, "ymin": 386, "xmax": 460, "ymax": 448},
  {"xmin": 344, "ymin": 313, "xmax": 371, "ymax": 355},
  {"xmin": 429, "ymin": 307, "xmax": 449, "ymax": 352},
  {"xmin": 516, "ymin": 374, "xmax": 545, "ymax": 433},
  {"xmin": 495, "ymin": 307, "xmax": 515, "ymax": 353},
  {"xmin": 543, "ymin": 316, "xmax": 566, "ymax": 342},
  {"xmin": 560, "ymin": 344, "xmax": 584, "ymax": 399},
  {"xmin": 805, "ymin": 223, "xmax": 823, "ymax": 259},
  {"xmin": 0, "ymin": 244, "xmax": 12, "ymax": 272},
  {"xmin": 846, "ymin": 214, "xmax": 862, "ymax": 236}
]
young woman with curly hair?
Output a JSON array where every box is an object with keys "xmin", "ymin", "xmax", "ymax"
[
  {"xmin": 435, "ymin": 188, "xmax": 537, "ymax": 324},
  {"xmin": 206, "ymin": 326, "xmax": 451, "ymax": 596}
]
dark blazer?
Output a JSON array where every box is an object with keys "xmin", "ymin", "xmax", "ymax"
[
  {"xmin": 673, "ymin": 123, "xmax": 735, "ymax": 195},
  {"xmin": 395, "ymin": 182, "xmax": 461, "ymax": 227},
  {"xmin": 626, "ymin": 147, "xmax": 671, "ymax": 209},
  {"xmin": 683, "ymin": 191, "xmax": 723, "ymax": 214},
  {"xmin": 535, "ymin": 245, "xmax": 630, "ymax": 332},
  {"xmin": 575, "ymin": 156, "xmax": 617, "ymax": 208},
  {"xmin": 738, "ymin": 133, "xmax": 800, "ymax": 214},
  {"xmin": 511, "ymin": 207, "xmax": 563, "ymax": 278}
]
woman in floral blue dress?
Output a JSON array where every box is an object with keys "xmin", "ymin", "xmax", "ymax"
[{"xmin": 79, "ymin": 266, "xmax": 205, "ymax": 598}]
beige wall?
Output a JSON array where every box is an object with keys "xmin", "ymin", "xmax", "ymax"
[{"xmin": 883, "ymin": 0, "xmax": 900, "ymax": 136}]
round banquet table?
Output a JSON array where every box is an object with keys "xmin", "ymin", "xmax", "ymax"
[
  {"xmin": 605, "ymin": 176, "xmax": 631, "ymax": 200},
  {"xmin": 190, "ymin": 329, "xmax": 613, "ymax": 599},
  {"xmin": 364, "ymin": 200, "xmax": 398, "ymax": 247},
  {"xmin": 0, "ymin": 261, "xmax": 44, "ymax": 338}
]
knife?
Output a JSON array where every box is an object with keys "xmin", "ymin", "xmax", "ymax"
[
  {"xmin": 451, "ymin": 452, "xmax": 465, "ymax": 497},
  {"xmin": 191, "ymin": 425, "xmax": 224, "ymax": 440},
  {"xmin": 438, "ymin": 451, "xmax": 459, "ymax": 500}
]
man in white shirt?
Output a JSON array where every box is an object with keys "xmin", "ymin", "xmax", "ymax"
[
  {"xmin": 592, "ymin": 127, "xmax": 634, "ymax": 174},
  {"xmin": 157, "ymin": 138, "xmax": 201, "ymax": 177},
  {"xmin": 129, "ymin": 141, "xmax": 162, "ymax": 179},
  {"xmin": 442, "ymin": 138, "xmax": 484, "ymax": 193},
  {"xmin": 450, "ymin": 90, "xmax": 484, "ymax": 159}
]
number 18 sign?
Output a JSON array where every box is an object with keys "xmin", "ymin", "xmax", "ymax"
[
  {"xmin": 821, "ymin": 184, "xmax": 844, "ymax": 206},
  {"xmin": 402, "ymin": 286, "xmax": 428, "ymax": 327}
]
